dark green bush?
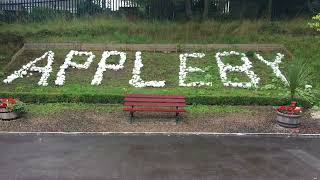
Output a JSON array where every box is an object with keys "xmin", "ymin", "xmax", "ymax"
[
  {"xmin": 259, "ymin": 22, "xmax": 287, "ymax": 34},
  {"xmin": 29, "ymin": 7, "xmax": 72, "ymax": 22},
  {"xmin": 0, "ymin": 10, "xmax": 28, "ymax": 23},
  {"xmin": 246, "ymin": 50, "xmax": 255, "ymax": 58},
  {"xmin": 76, "ymin": 0, "xmax": 104, "ymax": 17}
]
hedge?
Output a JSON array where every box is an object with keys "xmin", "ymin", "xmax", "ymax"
[{"xmin": 0, "ymin": 92, "xmax": 312, "ymax": 108}]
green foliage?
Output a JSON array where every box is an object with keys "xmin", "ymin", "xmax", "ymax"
[
  {"xmin": 186, "ymin": 105, "xmax": 251, "ymax": 114},
  {"xmin": 0, "ymin": 92, "xmax": 312, "ymax": 108},
  {"xmin": 77, "ymin": 1, "xmax": 104, "ymax": 17},
  {"xmin": 29, "ymin": 7, "xmax": 72, "ymax": 22},
  {"xmin": 285, "ymin": 58, "xmax": 317, "ymax": 104},
  {"xmin": 27, "ymin": 103, "xmax": 250, "ymax": 116},
  {"xmin": 309, "ymin": 13, "xmax": 320, "ymax": 31},
  {"xmin": 246, "ymin": 50, "xmax": 255, "ymax": 58},
  {"xmin": 27, "ymin": 103, "xmax": 122, "ymax": 115},
  {"xmin": 6, "ymin": 100, "xmax": 27, "ymax": 113},
  {"xmin": 261, "ymin": 84, "xmax": 277, "ymax": 90}
]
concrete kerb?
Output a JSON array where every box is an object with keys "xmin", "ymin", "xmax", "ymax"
[{"xmin": 0, "ymin": 132, "xmax": 319, "ymax": 138}]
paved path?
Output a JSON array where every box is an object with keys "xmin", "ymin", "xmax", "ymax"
[{"xmin": 0, "ymin": 134, "xmax": 319, "ymax": 180}]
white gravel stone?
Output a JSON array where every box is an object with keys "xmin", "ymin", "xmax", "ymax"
[{"xmin": 311, "ymin": 111, "xmax": 320, "ymax": 120}]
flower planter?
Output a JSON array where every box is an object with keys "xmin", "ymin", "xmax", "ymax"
[
  {"xmin": 0, "ymin": 108, "xmax": 20, "ymax": 120},
  {"xmin": 276, "ymin": 111, "xmax": 302, "ymax": 128}
]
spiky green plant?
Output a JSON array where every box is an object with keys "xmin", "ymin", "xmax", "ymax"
[{"xmin": 286, "ymin": 58, "xmax": 316, "ymax": 101}]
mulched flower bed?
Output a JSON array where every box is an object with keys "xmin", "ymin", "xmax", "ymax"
[{"xmin": 0, "ymin": 106, "xmax": 319, "ymax": 134}]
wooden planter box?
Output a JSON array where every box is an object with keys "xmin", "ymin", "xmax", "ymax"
[
  {"xmin": 276, "ymin": 111, "xmax": 302, "ymax": 128},
  {"xmin": 0, "ymin": 108, "xmax": 20, "ymax": 120}
]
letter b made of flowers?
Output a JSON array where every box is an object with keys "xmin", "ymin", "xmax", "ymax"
[{"xmin": 215, "ymin": 51, "xmax": 260, "ymax": 88}]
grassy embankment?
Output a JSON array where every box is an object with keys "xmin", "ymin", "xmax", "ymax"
[{"xmin": 0, "ymin": 17, "xmax": 319, "ymax": 106}]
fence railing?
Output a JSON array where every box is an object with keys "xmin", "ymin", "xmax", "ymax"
[{"xmin": 0, "ymin": 0, "xmax": 316, "ymax": 23}]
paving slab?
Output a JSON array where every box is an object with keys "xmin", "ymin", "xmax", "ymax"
[{"xmin": 0, "ymin": 134, "xmax": 319, "ymax": 180}]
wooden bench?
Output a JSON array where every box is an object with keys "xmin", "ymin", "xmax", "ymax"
[{"xmin": 123, "ymin": 94, "xmax": 187, "ymax": 123}]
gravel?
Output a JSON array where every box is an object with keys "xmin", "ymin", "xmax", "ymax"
[{"xmin": 0, "ymin": 106, "xmax": 319, "ymax": 133}]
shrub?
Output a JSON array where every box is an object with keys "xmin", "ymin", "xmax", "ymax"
[
  {"xmin": 76, "ymin": 1, "xmax": 104, "ymax": 17},
  {"xmin": 29, "ymin": 7, "xmax": 72, "ymax": 22},
  {"xmin": 285, "ymin": 58, "xmax": 317, "ymax": 104},
  {"xmin": 246, "ymin": 50, "xmax": 255, "ymax": 58},
  {"xmin": 0, "ymin": 92, "xmax": 312, "ymax": 108},
  {"xmin": 0, "ymin": 10, "xmax": 28, "ymax": 23},
  {"xmin": 7, "ymin": 101, "xmax": 27, "ymax": 113},
  {"xmin": 309, "ymin": 13, "xmax": 320, "ymax": 31}
]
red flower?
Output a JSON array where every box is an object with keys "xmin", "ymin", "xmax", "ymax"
[
  {"xmin": 0, "ymin": 103, "xmax": 7, "ymax": 108},
  {"xmin": 293, "ymin": 109, "xmax": 301, "ymax": 113},
  {"xmin": 276, "ymin": 102, "xmax": 302, "ymax": 115},
  {"xmin": 0, "ymin": 98, "xmax": 16, "ymax": 103},
  {"xmin": 0, "ymin": 97, "xmax": 17, "ymax": 109},
  {"xmin": 7, "ymin": 97, "xmax": 16, "ymax": 104},
  {"xmin": 277, "ymin": 106, "xmax": 287, "ymax": 112},
  {"xmin": 290, "ymin": 101, "xmax": 297, "ymax": 107},
  {"xmin": 287, "ymin": 106, "xmax": 294, "ymax": 111}
]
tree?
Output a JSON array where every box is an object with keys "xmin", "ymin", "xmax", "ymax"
[
  {"xmin": 203, "ymin": 0, "xmax": 209, "ymax": 19},
  {"xmin": 185, "ymin": 0, "xmax": 192, "ymax": 19}
]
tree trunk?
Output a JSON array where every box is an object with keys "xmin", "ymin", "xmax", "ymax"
[
  {"xmin": 185, "ymin": 0, "xmax": 193, "ymax": 19},
  {"xmin": 267, "ymin": 0, "xmax": 273, "ymax": 21},
  {"xmin": 203, "ymin": 0, "xmax": 209, "ymax": 19},
  {"xmin": 240, "ymin": 0, "xmax": 245, "ymax": 20}
]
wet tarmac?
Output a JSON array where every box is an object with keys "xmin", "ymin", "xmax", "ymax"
[{"xmin": 0, "ymin": 134, "xmax": 319, "ymax": 180}]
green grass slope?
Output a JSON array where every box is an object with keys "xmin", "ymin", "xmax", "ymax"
[{"xmin": 0, "ymin": 17, "xmax": 318, "ymax": 106}]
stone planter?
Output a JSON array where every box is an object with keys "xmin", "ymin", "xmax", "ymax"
[
  {"xmin": 276, "ymin": 111, "xmax": 302, "ymax": 128},
  {"xmin": 0, "ymin": 108, "xmax": 20, "ymax": 120}
]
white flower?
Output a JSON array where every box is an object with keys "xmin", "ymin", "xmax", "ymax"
[
  {"xmin": 215, "ymin": 51, "xmax": 260, "ymax": 88},
  {"xmin": 305, "ymin": 84, "xmax": 312, "ymax": 90},
  {"xmin": 255, "ymin": 53, "xmax": 288, "ymax": 86},
  {"xmin": 55, "ymin": 50, "xmax": 95, "ymax": 86},
  {"xmin": 129, "ymin": 51, "xmax": 166, "ymax": 88},
  {"xmin": 91, "ymin": 51, "xmax": 126, "ymax": 86},
  {"xmin": 3, "ymin": 51, "xmax": 55, "ymax": 86}
]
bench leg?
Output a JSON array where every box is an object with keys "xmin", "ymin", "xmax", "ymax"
[
  {"xmin": 176, "ymin": 112, "xmax": 179, "ymax": 123},
  {"xmin": 130, "ymin": 112, "xmax": 134, "ymax": 124},
  {"xmin": 175, "ymin": 106, "xmax": 180, "ymax": 123}
]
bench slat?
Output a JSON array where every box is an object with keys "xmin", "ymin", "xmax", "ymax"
[
  {"xmin": 124, "ymin": 98, "xmax": 185, "ymax": 103},
  {"xmin": 124, "ymin": 108, "xmax": 186, "ymax": 113},
  {"xmin": 125, "ymin": 94, "xmax": 185, "ymax": 99},
  {"xmin": 125, "ymin": 102, "xmax": 186, "ymax": 107}
]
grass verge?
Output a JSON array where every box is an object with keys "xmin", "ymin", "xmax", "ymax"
[{"xmin": 27, "ymin": 103, "xmax": 251, "ymax": 116}]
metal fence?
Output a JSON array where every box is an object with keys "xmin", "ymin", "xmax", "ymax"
[{"xmin": 0, "ymin": 0, "xmax": 318, "ymax": 23}]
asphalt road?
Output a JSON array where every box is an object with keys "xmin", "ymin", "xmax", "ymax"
[{"xmin": 0, "ymin": 134, "xmax": 319, "ymax": 180}]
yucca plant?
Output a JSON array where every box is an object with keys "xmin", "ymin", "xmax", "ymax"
[{"xmin": 286, "ymin": 58, "xmax": 316, "ymax": 102}]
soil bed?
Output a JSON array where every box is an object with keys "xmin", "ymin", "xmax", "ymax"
[{"xmin": 0, "ymin": 106, "xmax": 319, "ymax": 134}]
